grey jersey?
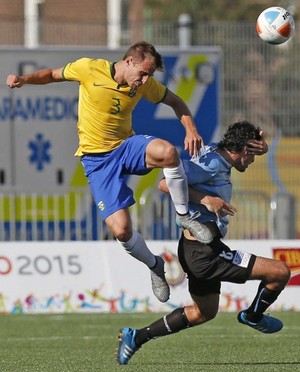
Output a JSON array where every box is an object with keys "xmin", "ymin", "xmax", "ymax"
[{"xmin": 182, "ymin": 144, "xmax": 232, "ymax": 237}]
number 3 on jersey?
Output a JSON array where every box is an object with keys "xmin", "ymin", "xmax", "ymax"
[{"xmin": 111, "ymin": 97, "xmax": 121, "ymax": 114}]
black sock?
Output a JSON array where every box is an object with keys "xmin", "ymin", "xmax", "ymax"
[
  {"xmin": 246, "ymin": 281, "xmax": 281, "ymax": 322},
  {"xmin": 135, "ymin": 307, "xmax": 191, "ymax": 347}
]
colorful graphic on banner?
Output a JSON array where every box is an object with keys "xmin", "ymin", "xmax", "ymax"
[{"xmin": 0, "ymin": 242, "xmax": 191, "ymax": 314}]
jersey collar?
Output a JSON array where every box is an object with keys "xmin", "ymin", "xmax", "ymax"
[{"xmin": 110, "ymin": 62, "xmax": 128, "ymax": 89}]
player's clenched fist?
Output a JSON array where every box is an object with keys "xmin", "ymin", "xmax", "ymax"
[{"xmin": 6, "ymin": 74, "xmax": 24, "ymax": 88}]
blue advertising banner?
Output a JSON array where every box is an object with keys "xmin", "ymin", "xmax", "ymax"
[{"xmin": 133, "ymin": 49, "xmax": 221, "ymax": 158}]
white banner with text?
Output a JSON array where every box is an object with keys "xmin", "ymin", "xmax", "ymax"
[{"xmin": 0, "ymin": 240, "xmax": 299, "ymax": 313}]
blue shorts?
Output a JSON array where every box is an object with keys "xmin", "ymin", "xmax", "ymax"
[{"xmin": 81, "ymin": 134, "xmax": 156, "ymax": 220}]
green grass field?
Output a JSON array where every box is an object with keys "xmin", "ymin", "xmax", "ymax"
[{"xmin": 0, "ymin": 312, "xmax": 299, "ymax": 372}]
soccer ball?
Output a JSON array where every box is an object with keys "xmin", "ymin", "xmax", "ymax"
[{"xmin": 256, "ymin": 6, "xmax": 295, "ymax": 45}]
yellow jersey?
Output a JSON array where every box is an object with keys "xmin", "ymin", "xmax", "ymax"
[{"xmin": 62, "ymin": 58, "xmax": 167, "ymax": 156}]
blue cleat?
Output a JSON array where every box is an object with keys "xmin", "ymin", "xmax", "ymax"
[
  {"xmin": 237, "ymin": 311, "xmax": 283, "ymax": 334},
  {"xmin": 116, "ymin": 328, "xmax": 140, "ymax": 365}
]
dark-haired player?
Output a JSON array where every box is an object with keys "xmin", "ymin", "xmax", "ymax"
[{"xmin": 116, "ymin": 121, "xmax": 290, "ymax": 365}]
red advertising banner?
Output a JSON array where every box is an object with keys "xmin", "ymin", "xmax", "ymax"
[{"xmin": 273, "ymin": 248, "xmax": 300, "ymax": 286}]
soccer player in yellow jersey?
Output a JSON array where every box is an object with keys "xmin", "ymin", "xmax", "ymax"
[{"xmin": 7, "ymin": 41, "xmax": 214, "ymax": 303}]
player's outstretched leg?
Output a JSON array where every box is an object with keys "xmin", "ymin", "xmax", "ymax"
[
  {"xmin": 237, "ymin": 311, "xmax": 283, "ymax": 333},
  {"xmin": 150, "ymin": 256, "xmax": 170, "ymax": 303},
  {"xmin": 176, "ymin": 211, "xmax": 214, "ymax": 244},
  {"xmin": 117, "ymin": 232, "xmax": 170, "ymax": 303},
  {"xmin": 116, "ymin": 328, "xmax": 140, "ymax": 365},
  {"xmin": 162, "ymin": 162, "xmax": 213, "ymax": 245}
]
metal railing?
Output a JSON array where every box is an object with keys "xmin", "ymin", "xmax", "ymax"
[
  {"xmin": 0, "ymin": 189, "xmax": 108, "ymax": 241},
  {"xmin": 0, "ymin": 188, "xmax": 272, "ymax": 241}
]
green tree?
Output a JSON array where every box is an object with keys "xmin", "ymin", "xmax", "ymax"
[{"xmin": 145, "ymin": 0, "xmax": 295, "ymax": 21}]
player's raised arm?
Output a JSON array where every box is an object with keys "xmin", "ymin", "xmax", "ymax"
[
  {"xmin": 246, "ymin": 130, "xmax": 268, "ymax": 155},
  {"xmin": 6, "ymin": 67, "xmax": 65, "ymax": 88},
  {"xmin": 162, "ymin": 89, "xmax": 204, "ymax": 156},
  {"xmin": 158, "ymin": 178, "xmax": 236, "ymax": 220}
]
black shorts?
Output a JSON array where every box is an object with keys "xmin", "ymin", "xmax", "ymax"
[{"xmin": 178, "ymin": 234, "xmax": 256, "ymax": 296}]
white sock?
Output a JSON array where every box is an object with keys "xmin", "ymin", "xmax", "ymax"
[
  {"xmin": 163, "ymin": 160, "xmax": 189, "ymax": 215},
  {"xmin": 117, "ymin": 230, "xmax": 156, "ymax": 269}
]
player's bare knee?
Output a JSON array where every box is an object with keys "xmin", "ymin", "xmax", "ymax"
[
  {"xmin": 195, "ymin": 312, "xmax": 217, "ymax": 325},
  {"xmin": 276, "ymin": 261, "xmax": 291, "ymax": 286},
  {"xmin": 114, "ymin": 229, "xmax": 132, "ymax": 242},
  {"xmin": 266, "ymin": 261, "xmax": 291, "ymax": 290},
  {"xmin": 191, "ymin": 307, "xmax": 217, "ymax": 325},
  {"xmin": 162, "ymin": 144, "xmax": 179, "ymax": 167}
]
